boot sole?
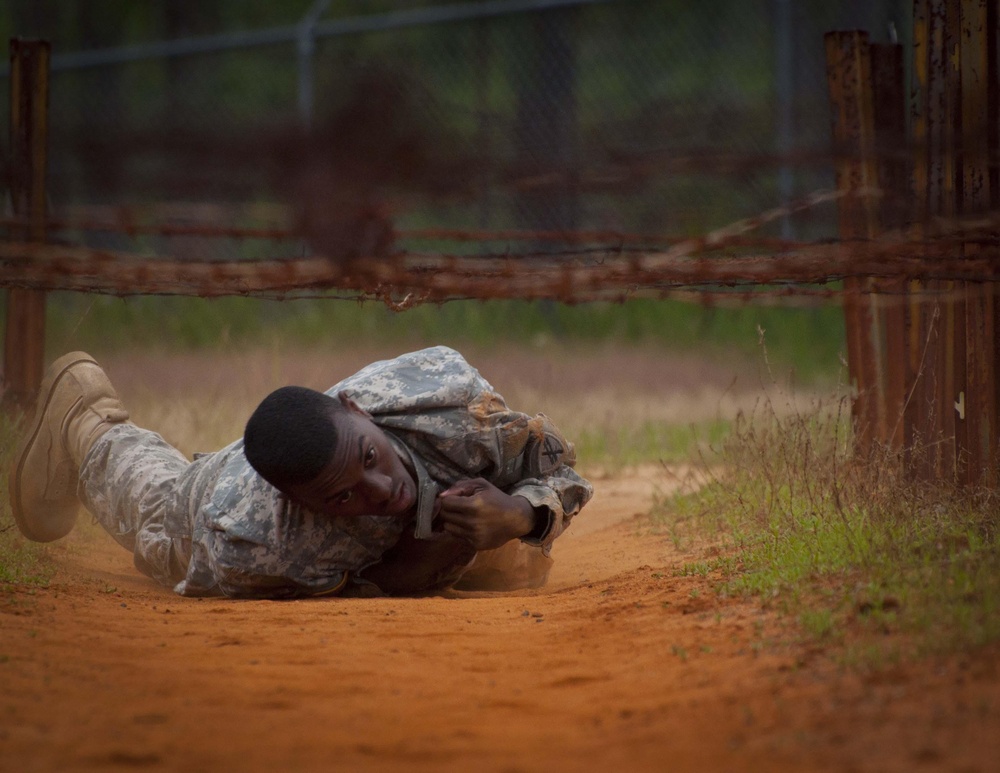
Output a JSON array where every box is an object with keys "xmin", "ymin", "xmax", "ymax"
[{"xmin": 9, "ymin": 352, "xmax": 99, "ymax": 542}]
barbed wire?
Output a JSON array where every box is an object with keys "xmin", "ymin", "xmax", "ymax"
[
  {"xmin": 2, "ymin": 186, "xmax": 998, "ymax": 307},
  {"xmin": 0, "ymin": 214, "xmax": 803, "ymax": 251}
]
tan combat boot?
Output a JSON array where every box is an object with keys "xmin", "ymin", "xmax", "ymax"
[{"xmin": 9, "ymin": 352, "xmax": 130, "ymax": 542}]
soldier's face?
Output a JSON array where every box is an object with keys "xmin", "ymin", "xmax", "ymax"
[{"xmin": 286, "ymin": 394, "xmax": 417, "ymax": 519}]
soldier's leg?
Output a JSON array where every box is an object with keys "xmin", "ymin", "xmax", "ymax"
[
  {"xmin": 10, "ymin": 352, "xmax": 195, "ymax": 587},
  {"xmin": 79, "ymin": 424, "xmax": 195, "ymax": 586},
  {"xmin": 10, "ymin": 352, "xmax": 129, "ymax": 542}
]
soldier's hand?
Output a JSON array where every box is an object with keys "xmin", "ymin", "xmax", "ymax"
[
  {"xmin": 358, "ymin": 530, "xmax": 475, "ymax": 596},
  {"xmin": 436, "ymin": 478, "xmax": 539, "ymax": 551}
]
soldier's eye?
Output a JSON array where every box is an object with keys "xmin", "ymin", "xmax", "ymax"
[
  {"xmin": 364, "ymin": 447, "xmax": 376, "ymax": 467},
  {"xmin": 336, "ymin": 490, "xmax": 353, "ymax": 505}
]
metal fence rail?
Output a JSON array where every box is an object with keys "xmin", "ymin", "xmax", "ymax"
[
  {"xmin": 10, "ymin": 0, "xmax": 1000, "ymax": 488},
  {"xmin": 0, "ymin": 0, "xmax": 906, "ymax": 262}
]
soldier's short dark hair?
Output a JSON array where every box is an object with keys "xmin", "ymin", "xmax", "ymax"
[{"xmin": 243, "ymin": 386, "xmax": 346, "ymax": 492}]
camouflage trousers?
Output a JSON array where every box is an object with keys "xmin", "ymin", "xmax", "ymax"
[
  {"xmin": 77, "ymin": 424, "xmax": 553, "ymax": 594},
  {"xmin": 78, "ymin": 423, "xmax": 226, "ymax": 588}
]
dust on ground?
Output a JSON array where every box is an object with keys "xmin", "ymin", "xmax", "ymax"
[{"xmin": 1, "ymin": 346, "xmax": 997, "ymax": 772}]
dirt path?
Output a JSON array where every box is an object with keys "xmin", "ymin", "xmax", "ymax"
[
  {"xmin": 2, "ymin": 346, "xmax": 998, "ymax": 772},
  {"xmin": 2, "ymin": 466, "xmax": 998, "ymax": 773}
]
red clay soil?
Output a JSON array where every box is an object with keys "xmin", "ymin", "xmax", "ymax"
[
  {"xmin": 1, "ymin": 468, "xmax": 998, "ymax": 773},
  {"xmin": 2, "ymin": 345, "xmax": 999, "ymax": 772}
]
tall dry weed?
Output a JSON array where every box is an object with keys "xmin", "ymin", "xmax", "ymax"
[{"xmin": 663, "ymin": 333, "xmax": 1000, "ymax": 654}]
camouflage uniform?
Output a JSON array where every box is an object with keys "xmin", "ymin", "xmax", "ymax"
[{"xmin": 78, "ymin": 346, "xmax": 593, "ymax": 599}]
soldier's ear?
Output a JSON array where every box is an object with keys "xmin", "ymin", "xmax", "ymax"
[{"xmin": 337, "ymin": 391, "xmax": 372, "ymax": 418}]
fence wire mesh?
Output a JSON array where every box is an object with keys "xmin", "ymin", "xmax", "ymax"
[{"xmin": 1, "ymin": 0, "xmax": 909, "ymax": 287}]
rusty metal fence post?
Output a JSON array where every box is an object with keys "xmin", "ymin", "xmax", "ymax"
[
  {"xmin": 871, "ymin": 41, "xmax": 908, "ymax": 451},
  {"xmin": 910, "ymin": 0, "xmax": 962, "ymax": 481},
  {"xmin": 957, "ymin": 0, "xmax": 996, "ymax": 486},
  {"xmin": 825, "ymin": 30, "xmax": 885, "ymax": 458},
  {"xmin": 829, "ymin": 1, "xmax": 1000, "ymax": 484},
  {"xmin": 3, "ymin": 39, "xmax": 50, "ymax": 410},
  {"xmin": 909, "ymin": 0, "xmax": 998, "ymax": 484}
]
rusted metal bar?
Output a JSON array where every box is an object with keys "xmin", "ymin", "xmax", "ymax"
[
  {"xmin": 825, "ymin": 30, "xmax": 885, "ymax": 457},
  {"xmin": 908, "ymin": 0, "xmax": 961, "ymax": 479},
  {"xmin": 3, "ymin": 39, "xmax": 51, "ymax": 411},
  {"xmin": 991, "ymin": 0, "xmax": 1000, "ymax": 486},
  {"xmin": 939, "ymin": 0, "xmax": 962, "ymax": 481},
  {"xmin": 872, "ymin": 44, "xmax": 910, "ymax": 232},
  {"xmin": 0, "ymin": 215, "xmax": 810, "ymax": 250},
  {"xmin": 935, "ymin": 0, "xmax": 964, "ymax": 483},
  {"xmin": 906, "ymin": 0, "xmax": 929, "ymax": 465},
  {"xmin": 5, "ymin": 223, "xmax": 1000, "ymax": 297},
  {"xmin": 959, "ymin": 0, "xmax": 996, "ymax": 485},
  {"xmin": 871, "ymin": 42, "xmax": 908, "ymax": 450}
]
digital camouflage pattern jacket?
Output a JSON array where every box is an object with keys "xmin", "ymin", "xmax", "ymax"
[{"xmin": 175, "ymin": 346, "xmax": 592, "ymax": 598}]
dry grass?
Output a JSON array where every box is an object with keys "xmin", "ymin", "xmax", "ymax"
[
  {"xmin": 659, "ymin": 372, "xmax": 1000, "ymax": 662},
  {"xmin": 95, "ymin": 341, "xmax": 816, "ymax": 468}
]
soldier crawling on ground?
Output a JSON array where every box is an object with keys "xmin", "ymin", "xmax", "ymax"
[{"xmin": 9, "ymin": 346, "xmax": 592, "ymax": 598}]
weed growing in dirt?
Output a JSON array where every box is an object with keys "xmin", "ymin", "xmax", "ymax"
[
  {"xmin": 0, "ymin": 410, "xmax": 54, "ymax": 587},
  {"xmin": 654, "ymin": 384, "xmax": 1000, "ymax": 660}
]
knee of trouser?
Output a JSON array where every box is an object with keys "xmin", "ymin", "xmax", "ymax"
[{"xmin": 133, "ymin": 535, "xmax": 190, "ymax": 587}]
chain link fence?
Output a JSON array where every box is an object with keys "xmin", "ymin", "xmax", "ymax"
[{"xmin": 1, "ymin": 0, "xmax": 910, "ymax": 264}]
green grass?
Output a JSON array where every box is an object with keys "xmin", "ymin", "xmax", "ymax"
[
  {"xmin": 38, "ymin": 292, "xmax": 845, "ymax": 384},
  {"xmin": 655, "ymin": 392, "xmax": 1000, "ymax": 660},
  {"xmin": 0, "ymin": 411, "xmax": 54, "ymax": 587}
]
